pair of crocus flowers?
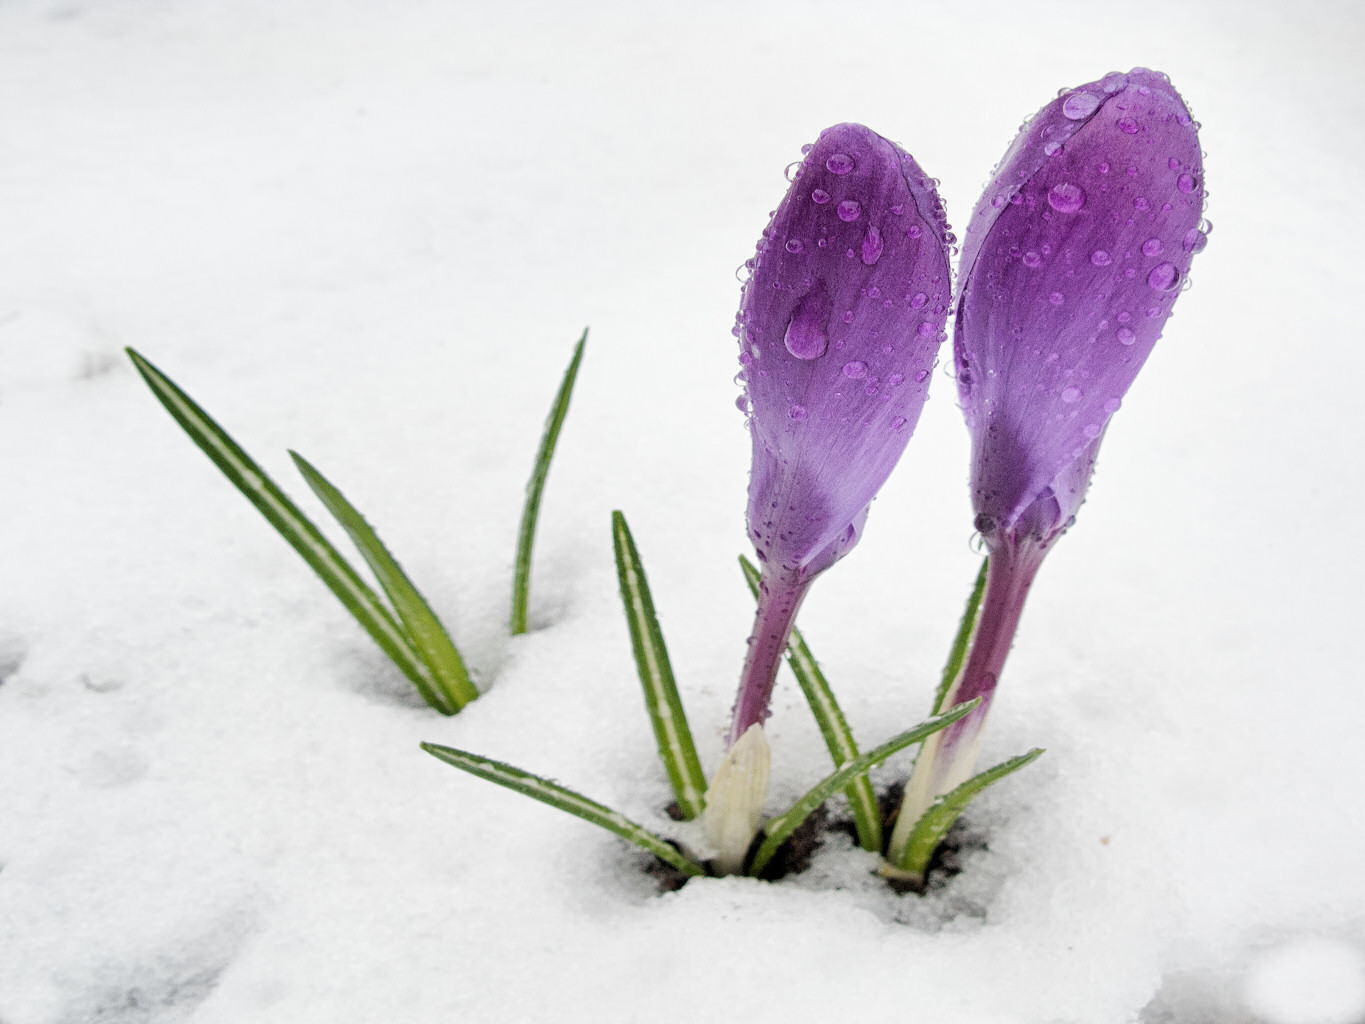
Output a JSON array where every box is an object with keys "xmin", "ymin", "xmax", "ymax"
[{"xmin": 706, "ymin": 68, "xmax": 1208, "ymax": 872}]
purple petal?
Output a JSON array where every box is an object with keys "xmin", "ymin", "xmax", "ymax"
[
  {"xmin": 738, "ymin": 123, "xmax": 953, "ymax": 579},
  {"xmin": 955, "ymin": 69, "xmax": 1205, "ymax": 542}
]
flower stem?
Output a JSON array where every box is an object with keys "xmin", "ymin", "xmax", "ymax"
[
  {"xmin": 888, "ymin": 543, "xmax": 1043, "ymax": 867},
  {"xmin": 728, "ymin": 569, "xmax": 811, "ymax": 745}
]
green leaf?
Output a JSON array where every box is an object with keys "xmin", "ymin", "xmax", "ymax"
[
  {"xmin": 421, "ymin": 742, "xmax": 705, "ymax": 878},
  {"xmin": 739, "ymin": 555, "xmax": 881, "ymax": 853},
  {"xmin": 511, "ymin": 330, "xmax": 587, "ymax": 635},
  {"xmin": 892, "ymin": 747, "xmax": 1045, "ymax": 880},
  {"xmin": 291, "ymin": 452, "xmax": 477, "ymax": 712},
  {"xmin": 125, "ymin": 347, "xmax": 450, "ymax": 714},
  {"xmin": 748, "ymin": 698, "xmax": 982, "ymax": 877},
  {"xmin": 933, "ymin": 558, "xmax": 988, "ymax": 714},
  {"xmin": 613, "ymin": 511, "xmax": 707, "ymax": 820}
]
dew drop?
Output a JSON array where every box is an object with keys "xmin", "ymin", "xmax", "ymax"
[
  {"xmin": 1101, "ymin": 71, "xmax": 1128, "ymax": 93},
  {"xmin": 887, "ymin": 373, "xmax": 905, "ymax": 386},
  {"xmin": 910, "ymin": 292, "xmax": 927, "ymax": 309},
  {"xmin": 784, "ymin": 161, "xmax": 803, "ymax": 182},
  {"xmin": 1044, "ymin": 140, "xmax": 1064, "ymax": 157},
  {"xmin": 918, "ymin": 322, "xmax": 935, "ymax": 338},
  {"xmin": 1049, "ymin": 291, "xmax": 1065, "ymax": 305},
  {"xmin": 735, "ymin": 395, "xmax": 749, "ymax": 412},
  {"xmin": 783, "ymin": 287, "xmax": 832, "ymax": 359},
  {"xmin": 1148, "ymin": 262, "xmax": 1180, "ymax": 292},
  {"xmin": 1082, "ymin": 423, "xmax": 1102, "ymax": 439},
  {"xmin": 914, "ymin": 369, "xmax": 930, "ymax": 383},
  {"xmin": 861, "ymin": 225, "xmax": 884, "ymax": 265},
  {"xmin": 1103, "ymin": 397, "xmax": 1122, "ymax": 414},
  {"xmin": 1177, "ymin": 172, "xmax": 1198, "ymax": 193},
  {"xmin": 1098, "ymin": 162, "xmax": 1110, "ymax": 174},
  {"xmin": 811, "ymin": 188, "xmax": 831, "ymax": 205},
  {"xmin": 1182, "ymin": 227, "xmax": 1208, "ymax": 253},
  {"xmin": 1061, "ymin": 386, "xmax": 1082, "ymax": 403},
  {"xmin": 1134, "ymin": 196, "xmax": 1149, "ymax": 211},
  {"xmin": 790, "ymin": 404, "xmax": 808, "ymax": 421},
  {"xmin": 1062, "ymin": 91, "xmax": 1101, "ymax": 119},
  {"xmin": 1117, "ymin": 327, "xmax": 1136, "ymax": 345},
  {"xmin": 1047, "ymin": 182, "xmax": 1085, "ymax": 213},
  {"xmin": 1142, "ymin": 237, "xmax": 1163, "ymax": 257},
  {"xmin": 826, "ymin": 153, "xmax": 854, "ymax": 175},
  {"xmin": 890, "ymin": 203, "xmax": 904, "ymax": 215},
  {"xmin": 891, "ymin": 416, "xmax": 907, "ymax": 431},
  {"xmin": 842, "ymin": 309, "xmax": 855, "ymax": 324},
  {"xmin": 1023, "ymin": 251, "xmax": 1042, "ymax": 268},
  {"xmin": 785, "ymin": 238, "xmax": 805, "ymax": 254},
  {"xmin": 906, "ymin": 224, "xmax": 922, "ymax": 239},
  {"xmin": 1168, "ymin": 157, "xmax": 1181, "ymax": 170},
  {"xmin": 837, "ymin": 200, "xmax": 862, "ymax": 222},
  {"xmin": 1091, "ymin": 249, "xmax": 1112, "ymax": 267},
  {"xmin": 842, "ymin": 360, "xmax": 868, "ymax": 379},
  {"xmin": 1117, "ymin": 116, "xmax": 1139, "ymax": 134}
]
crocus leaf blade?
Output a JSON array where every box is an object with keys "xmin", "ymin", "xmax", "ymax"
[
  {"xmin": 613, "ymin": 511, "xmax": 707, "ymax": 820},
  {"xmin": 893, "ymin": 747, "xmax": 1045, "ymax": 879},
  {"xmin": 291, "ymin": 451, "xmax": 477, "ymax": 712},
  {"xmin": 748, "ymin": 697, "xmax": 981, "ymax": 877},
  {"xmin": 739, "ymin": 555, "xmax": 881, "ymax": 853},
  {"xmin": 511, "ymin": 329, "xmax": 587, "ymax": 635},
  {"xmin": 420, "ymin": 742, "xmax": 705, "ymax": 878},
  {"xmin": 932, "ymin": 558, "xmax": 989, "ymax": 714},
  {"xmin": 124, "ymin": 348, "xmax": 448, "ymax": 711}
]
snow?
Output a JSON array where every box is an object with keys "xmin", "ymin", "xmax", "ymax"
[{"xmin": 2, "ymin": 1, "xmax": 1363, "ymax": 1021}]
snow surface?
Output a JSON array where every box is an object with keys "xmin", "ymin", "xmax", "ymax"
[{"xmin": 2, "ymin": 1, "xmax": 1364, "ymax": 1022}]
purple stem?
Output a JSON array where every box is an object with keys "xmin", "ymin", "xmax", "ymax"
[
  {"xmin": 728, "ymin": 570, "xmax": 811, "ymax": 746},
  {"xmin": 933, "ymin": 540, "xmax": 1046, "ymax": 771}
]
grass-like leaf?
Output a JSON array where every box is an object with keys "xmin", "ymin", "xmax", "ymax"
[
  {"xmin": 932, "ymin": 558, "xmax": 988, "ymax": 714},
  {"xmin": 421, "ymin": 741, "xmax": 706, "ymax": 878},
  {"xmin": 739, "ymin": 555, "xmax": 881, "ymax": 853},
  {"xmin": 291, "ymin": 452, "xmax": 477, "ymax": 712},
  {"xmin": 511, "ymin": 330, "xmax": 587, "ymax": 635},
  {"xmin": 126, "ymin": 348, "xmax": 450, "ymax": 713},
  {"xmin": 748, "ymin": 698, "xmax": 982, "ymax": 877},
  {"xmin": 613, "ymin": 511, "xmax": 707, "ymax": 820},
  {"xmin": 891, "ymin": 747, "xmax": 1046, "ymax": 880}
]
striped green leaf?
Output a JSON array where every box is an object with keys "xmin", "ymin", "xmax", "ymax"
[
  {"xmin": 291, "ymin": 452, "xmax": 477, "ymax": 712},
  {"xmin": 933, "ymin": 558, "xmax": 988, "ymax": 714},
  {"xmin": 511, "ymin": 330, "xmax": 587, "ymax": 635},
  {"xmin": 421, "ymin": 742, "xmax": 705, "ymax": 878},
  {"xmin": 613, "ymin": 511, "xmax": 707, "ymax": 820}
]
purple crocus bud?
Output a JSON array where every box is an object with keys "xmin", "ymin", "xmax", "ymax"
[
  {"xmin": 706, "ymin": 124, "xmax": 953, "ymax": 870},
  {"xmin": 730, "ymin": 123, "xmax": 952, "ymax": 743},
  {"xmin": 890, "ymin": 69, "xmax": 1207, "ymax": 865}
]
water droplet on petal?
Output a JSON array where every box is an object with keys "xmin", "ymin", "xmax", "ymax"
[
  {"xmin": 914, "ymin": 369, "xmax": 929, "ymax": 383},
  {"xmin": 906, "ymin": 224, "xmax": 922, "ymax": 239},
  {"xmin": 1061, "ymin": 386, "xmax": 1082, "ymax": 403},
  {"xmin": 1049, "ymin": 291, "xmax": 1065, "ymax": 305},
  {"xmin": 790, "ymin": 404, "xmax": 808, "ymax": 421},
  {"xmin": 1182, "ymin": 227, "xmax": 1208, "ymax": 253},
  {"xmin": 1103, "ymin": 397, "xmax": 1121, "ymax": 414},
  {"xmin": 826, "ymin": 153, "xmax": 854, "ymax": 175},
  {"xmin": 811, "ymin": 188, "xmax": 831, "ymax": 205},
  {"xmin": 1047, "ymin": 183, "xmax": 1085, "ymax": 213},
  {"xmin": 842, "ymin": 309, "xmax": 855, "ymax": 324},
  {"xmin": 1062, "ymin": 91, "xmax": 1101, "ymax": 119},
  {"xmin": 1177, "ymin": 173, "xmax": 1198, "ymax": 193},
  {"xmin": 783, "ymin": 287, "xmax": 832, "ymax": 359},
  {"xmin": 1142, "ymin": 237, "xmax": 1164, "ymax": 256},
  {"xmin": 1023, "ymin": 251, "xmax": 1042, "ymax": 268},
  {"xmin": 861, "ymin": 225, "xmax": 884, "ymax": 265},
  {"xmin": 891, "ymin": 416, "xmax": 907, "ymax": 431},
  {"xmin": 735, "ymin": 395, "xmax": 749, "ymax": 412},
  {"xmin": 784, "ymin": 161, "xmax": 803, "ymax": 182},
  {"xmin": 1168, "ymin": 157, "xmax": 1181, "ymax": 171},
  {"xmin": 1148, "ymin": 262, "xmax": 1180, "ymax": 292},
  {"xmin": 890, "ymin": 204, "xmax": 904, "ymax": 215},
  {"xmin": 785, "ymin": 238, "xmax": 805, "ymax": 254},
  {"xmin": 1083, "ymin": 423, "xmax": 1102, "ymax": 439},
  {"xmin": 887, "ymin": 373, "xmax": 905, "ymax": 386},
  {"xmin": 1091, "ymin": 249, "xmax": 1112, "ymax": 266},
  {"xmin": 837, "ymin": 200, "xmax": 861, "ymax": 222},
  {"xmin": 918, "ymin": 322, "xmax": 934, "ymax": 338},
  {"xmin": 1044, "ymin": 140, "xmax": 1064, "ymax": 157},
  {"xmin": 842, "ymin": 360, "xmax": 868, "ymax": 379},
  {"xmin": 1101, "ymin": 72, "xmax": 1128, "ymax": 93},
  {"xmin": 1117, "ymin": 327, "xmax": 1136, "ymax": 345},
  {"xmin": 910, "ymin": 292, "xmax": 927, "ymax": 309},
  {"xmin": 1117, "ymin": 116, "xmax": 1139, "ymax": 134}
]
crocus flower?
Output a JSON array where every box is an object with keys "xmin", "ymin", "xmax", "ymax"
[
  {"xmin": 706, "ymin": 122, "xmax": 952, "ymax": 871},
  {"xmin": 890, "ymin": 68, "xmax": 1208, "ymax": 861}
]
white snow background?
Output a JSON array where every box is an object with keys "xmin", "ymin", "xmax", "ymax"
[{"xmin": 1, "ymin": 1, "xmax": 1362, "ymax": 1022}]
